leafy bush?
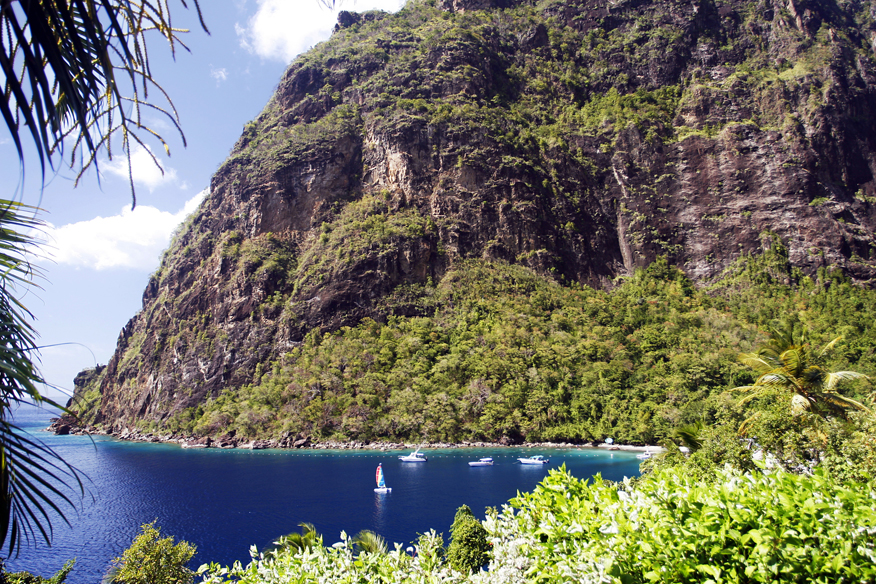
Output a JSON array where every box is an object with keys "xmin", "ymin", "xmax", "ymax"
[
  {"xmin": 197, "ymin": 529, "xmax": 464, "ymax": 584},
  {"xmin": 1, "ymin": 560, "xmax": 75, "ymax": 584},
  {"xmin": 446, "ymin": 505, "xmax": 490, "ymax": 574},
  {"xmin": 106, "ymin": 522, "xmax": 196, "ymax": 584},
  {"xmin": 485, "ymin": 465, "xmax": 876, "ymax": 583}
]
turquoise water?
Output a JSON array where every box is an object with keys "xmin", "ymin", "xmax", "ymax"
[{"xmin": 5, "ymin": 404, "xmax": 641, "ymax": 583}]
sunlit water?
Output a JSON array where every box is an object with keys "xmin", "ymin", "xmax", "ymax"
[{"xmin": 6, "ymin": 403, "xmax": 641, "ymax": 583}]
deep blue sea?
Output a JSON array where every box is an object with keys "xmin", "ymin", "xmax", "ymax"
[{"xmin": 5, "ymin": 403, "xmax": 641, "ymax": 583}]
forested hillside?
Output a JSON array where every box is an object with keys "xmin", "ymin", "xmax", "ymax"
[{"xmin": 71, "ymin": 240, "xmax": 876, "ymax": 446}]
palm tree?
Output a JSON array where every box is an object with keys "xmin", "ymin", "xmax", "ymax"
[
  {"xmin": 732, "ymin": 326, "xmax": 870, "ymax": 431},
  {"xmin": 352, "ymin": 530, "xmax": 387, "ymax": 555}
]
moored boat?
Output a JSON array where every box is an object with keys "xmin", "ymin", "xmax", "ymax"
[
  {"xmin": 517, "ymin": 455, "xmax": 549, "ymax": 465},
  {"xmin": 468, "ymin": 457, "xmax": 494, "ymax": 467},
  {"xmin": 398, "ymin": 447, "xmax": 428, "ymax": 462}
]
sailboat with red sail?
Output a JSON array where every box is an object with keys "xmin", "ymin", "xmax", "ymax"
[{"xmin": 374, "ymin": 462, "xmax": 391, "ymax": 493}]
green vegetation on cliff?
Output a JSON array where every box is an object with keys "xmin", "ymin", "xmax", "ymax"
[{"xmin": 77, "ymin": 242, "xmax": 869, "ymax": 447}]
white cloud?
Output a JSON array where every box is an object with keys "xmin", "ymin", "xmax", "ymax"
[
  {"xmin": 41, "ymin": 189, "xmax": 207, "ymax": 271},
  {"xmin": 103, "ymin": 144, "xmax": 179, "ymax": 191},
  {"xmin": 211, "ymin": 66, "xmax": 229, "ymax": 84},
  {"xmin": 238, "ymin": 0, "xmax": 405, "ymax": 63}
]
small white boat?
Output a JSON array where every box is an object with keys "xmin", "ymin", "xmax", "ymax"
[
  {"xmin": 398, "ymin": 447, "xmax": 428, "ymax": 462},
  {"xmin": 517, "ymin": 455, "xmax": 549, "ymax": 465},
  {"xmin": 374, "ymin": 463, "xmax": 391, "ymax": 493},
  {"xmin": 636, "ymin": 452, "xmax": 652, "ymax": 460},
  {"xmin": 468, "ymin": 457, "xmax": 494, "ymax": 467}
]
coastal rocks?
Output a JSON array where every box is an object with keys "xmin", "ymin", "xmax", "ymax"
[
  {"xmin": 51, "ymin": 421, "xmax": 70, "ymax": 435},
  {"xmin": 180, "ymin": 441, "xmax": 208, "ymax": 449},
  {"xmin": 47, "ymin": 415, "xmax": 85, "ymax": 436},
  {"xmin": 181, "ymin": 437, "xmax": 211, "ymax": 449},
  {"xmin": 46, "ymin": 423, "xmax": 664, "ymax": 456},
  {"xmin": 499, "ymin": 434, "xmax": 523, "ymax": 446},
  {"xmin": 47, "ymin": 408, "xmax": 663, "ymax": 451},
  {"xmin": 243, "ymin": 440, "xmax": 274, "ymax": 450}
]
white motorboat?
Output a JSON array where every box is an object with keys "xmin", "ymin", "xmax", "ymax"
[
  {"xmin": 374, "ymin": 463, "xmax": 391, "ymax": 493},
  {"xmin": 468, "ymin": 457, "xmax": 494, "ymax": 467},
  {"xmin": 636, "ymin": 452, "xmax": 652, "ymax": 460},
  {"xmin": 398, "ymin": 447, "xmax": 428, "ymax": 462},
  {"xmin": 517, "ymin": 455, "xmax": 549, "ymax": 465}
]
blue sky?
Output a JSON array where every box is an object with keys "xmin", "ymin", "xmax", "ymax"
[{"xmin": 1, "ymin": 0, "xmax": 404, "ymax": 401}]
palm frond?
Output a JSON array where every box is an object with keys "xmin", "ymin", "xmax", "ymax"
[
  {"xmin": 737, "ymin": 353, "xmax": 774, "ymax": 373},
  {"xmin": 352, "ymin": 530, "xmax": 388, "ymax": 555},
  {"xmin": 269, "ymin": 522, "xmax": 323, "ymax": 555},
  {"xmin": 819, "ymin": 336, "xmax": 844, "ymax": 357},
  {"xmin": 823, "ymin": 370, "xmax": 869, "ymax": 391},
  {"xmin": 762, "ymin": 322, "xmax": 803, "ymax": 359},
  {"xmin": 736, "ymin": 388, "xmax": 786, "ymax": 407},
  {"xmin": 738, "ymin": 411, "xmax": 761, "ymax": 436},
  {"xmin": 800, "ymin": 365, "xmax": 827, "ymax": 386},
  {"xmin": 756, "ymin": 372, "xmax": 799, "ymax": 391},
  {"xmin": 779, "ymin": 347, "xmax": 806, "ymax": 378},
  {"xmin": 299, "ymin": 522, "xmax": 319, "ymax": 539},
  {"xmin": 668, "ymin": 422, "xmax": 704, "ymax": 452},
  {"xmin": 821, "ymin": 393, "xmax": 871, "ymax": 414},
  {"xmin": 2, "ymin": 0, "xmax": 208, "ymax": 202},
  {"xmin": 736, "ymin": 328, "xmax": 871, "ymax": 428},
  {"xmin": 0, "ymin": 200, "xmax": 86, "ymax": 556}
]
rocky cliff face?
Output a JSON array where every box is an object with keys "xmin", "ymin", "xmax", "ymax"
[{"xmin": 76, "ymin": 0, "xmax": 876, "ymax": 434}]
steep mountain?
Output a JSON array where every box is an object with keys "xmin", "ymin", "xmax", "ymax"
[{"xmin": 70, "ymin": 0, "xmax": 876, "ymax": 444}]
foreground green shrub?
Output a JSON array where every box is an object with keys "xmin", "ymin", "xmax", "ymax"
[
  {"xmin": 197, "ymin": 529, "xmax": 462, "ymax": 584},
  {"xmin": 447, "ymin": 505, "xmax": 490, "ymax": 574},
  {"xmin": 1, "ymin": 560, "xmax": 75, "ymax": 584},
  {"xmin": 107, "ymin": 522, "xmax": 196, "ymax": 584},
  {"xmin": 483, "ymin": 466, "xmax": 876, "ymax": 583}
]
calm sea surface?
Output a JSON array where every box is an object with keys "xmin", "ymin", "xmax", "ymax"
[{"xmin": 6, "ymin": 403, "xmax": 641, "ymax": 583}]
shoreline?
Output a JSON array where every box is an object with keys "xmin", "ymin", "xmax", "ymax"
[{"xmin": 47, "ymin": 418, "xmax": 662, "ymax": 453}]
